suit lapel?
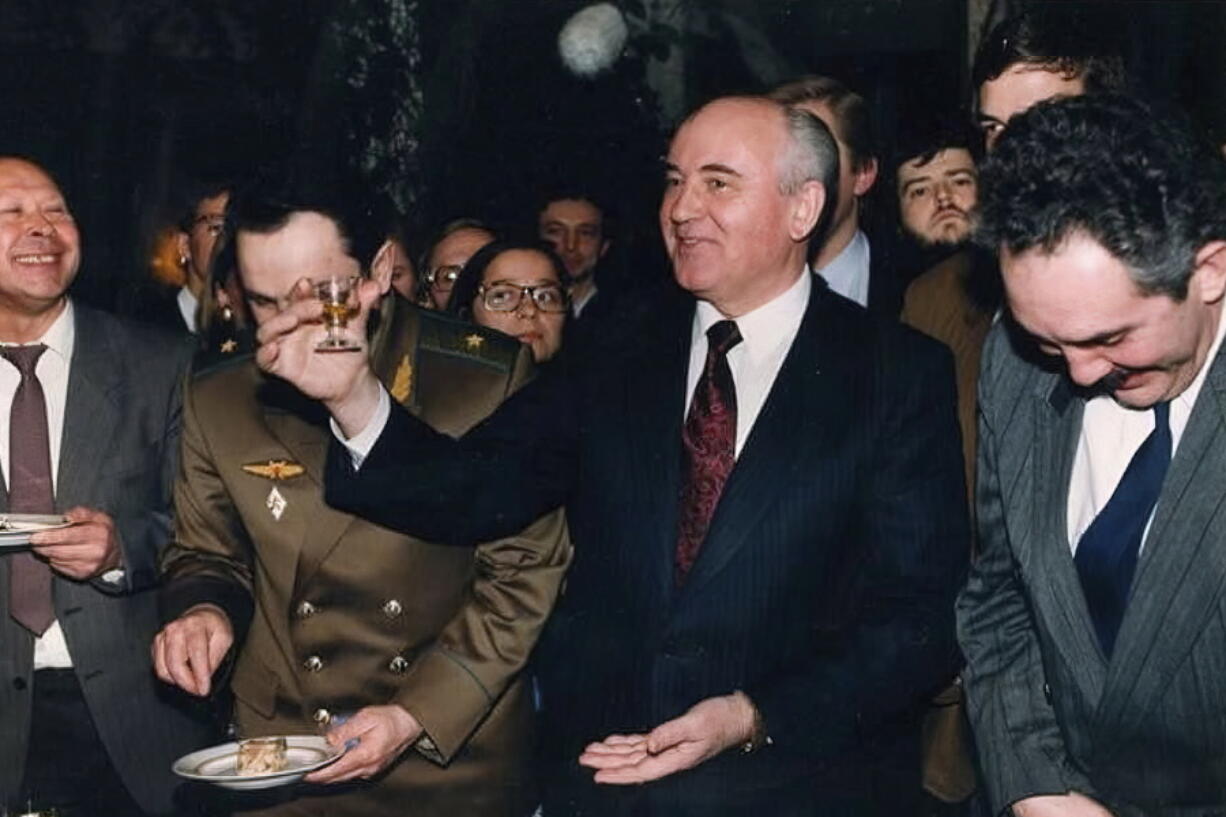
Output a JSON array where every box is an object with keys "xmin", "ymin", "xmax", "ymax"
[
  {"xmin": 1027, "ymin": 377, "xmax": 1109, "ymax": 700},
  {"xmin": 625, "ymin": 300, "xmax": 691, "ymax": 615},
  {"xmin": 256, "ymin": 381, "xmax": 355, "ymax": 596},
  {"xmin": 677, "ymin": 283, "xmax": 831, "ymax": 601},
  {"xmin": 1097, "ymin": 348, "xmax": 1226, "ymax": 736},
  {"xmin": 57, "ymin": 308, "xmax": 122, "ymax": 510}
]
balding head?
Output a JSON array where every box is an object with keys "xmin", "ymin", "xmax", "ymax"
[
  {"xmin": 660, "ymin": 96, "xmax": 828, "ymax": 317},
  {"xmin": 0, "ymin": 157, "xmax": 80, "ymax": 338}
]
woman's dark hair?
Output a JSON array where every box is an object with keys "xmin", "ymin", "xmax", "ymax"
[{"xmin": 446, "ymin": 239, "xmax": 570, "ymax": 321}]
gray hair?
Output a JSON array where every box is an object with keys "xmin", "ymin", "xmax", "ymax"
[{"xmin": 778, "ymin": 105, "xmax": 840, "ymax": 241}]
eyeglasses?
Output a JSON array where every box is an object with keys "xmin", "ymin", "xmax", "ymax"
[
  {"xmin": 192, "ymin": 214, "xmax": 226, "ymax": 236},
  {"xmin": 479, "ymin": 282, "xmax": 569, "ymax": 314},
  {"xmin": 425, "ymin": 265, "xmax": 462, "ymax": 290}
]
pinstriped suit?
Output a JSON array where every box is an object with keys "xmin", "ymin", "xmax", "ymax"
[
  {"xmin": 958, "ymin": 321, "xmax": 1226, "ymax": 816},
  {"xmin": 0, "ymin": 304, "xmax": 211, "ymax": 814},
  {"xmin": 325, "ymin": 282, "xmax": 969, "ymax": 815}
]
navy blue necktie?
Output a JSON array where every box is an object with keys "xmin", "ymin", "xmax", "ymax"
[{"xmin": 1075, "ymin": 402, "xmax": 1171, "ymax": 657}]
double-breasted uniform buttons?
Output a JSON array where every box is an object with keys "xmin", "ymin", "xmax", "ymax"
[
  {"xmin": 388, "ymin": 656, "xmax": 409, "ymax": 674},
  {"xmin": 382, "ymin": 599, "xmax": 403, "ymax": 618},
  {"xmin": 304, "ymin": 655, "xmax": 324, "ymax": 672},
  {"xmin": 313, "ymin": 708, "xmax": 331, "ymax": 726},
  {"xmin": 296, "ymin": 600, "xmax": 317, "ymax": 618}
]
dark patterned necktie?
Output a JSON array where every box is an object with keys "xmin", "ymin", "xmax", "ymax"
[
  {"xmin": 3, "ymin": 345, "xmax": 55, "ymax": 635},
  {"xmin": 1075, "ymin": 401, "xmax": 1171, "ymax": 657},
  {"xmin": 675, "ymin": 320, "xmax": 742, "ymax": 584}
]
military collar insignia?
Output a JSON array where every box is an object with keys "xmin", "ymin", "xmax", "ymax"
[
  {"xmin": 242, "ymin": 459, "xmax": 306, "ymax": 480},
  {"xmin": 463, "ymin": 333, "xmax": 485, "ymax": 351},
  {"xmin": 390, "ymin": 355, "xmax": 413, "ymax": 405}
]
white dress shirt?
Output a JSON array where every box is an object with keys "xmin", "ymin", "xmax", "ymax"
[
  {"xmin": 571, "ymin": 284, "xmax": 598, "ymax": 319},
  {"xmin": 815, "ymin": 230, "xmax": 871, "ymax": 308},
  {"xmin": 687, "ymin": 268, "xmax": 810, "ymax": 458},
  {"xmin": 0, "ymin": 300, "xmax": 75, "ymax": 668},
  {"xmin": 177, "ymin": 286, "xmax": 199, "ymax": 333},
  {"xmin": 1068, "ymin": 311, "xmax": 1226, "ymax": 552}
]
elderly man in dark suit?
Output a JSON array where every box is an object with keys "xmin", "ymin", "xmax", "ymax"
[
  {"xmin": 0, "ymin": 157, "xmax": 209, "ymax": 815},
  {"xmin": 958, "ymin": 94, "xmax": 1226, "ymax": 817},
  {"xmin": 256, "ymin": 96, "xmax": 968, "ymax": 815}
]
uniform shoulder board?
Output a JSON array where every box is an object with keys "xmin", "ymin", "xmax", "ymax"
[{"xmin": 416, "ymin": 310, "xmax": 520, "ymax": 372}]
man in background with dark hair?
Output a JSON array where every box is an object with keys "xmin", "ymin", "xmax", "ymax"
[
  {"xmin": 770, "ymin": 76, "xmax": 902, "ymax": 317},
  {"xmin": 960, "ymin": 94, "xmax": 1226, "ymax": 817},
  {"xmin": 972, "ymin": 4, "xmax": 1128, "ymax": 151},
  {"xmin": 536, "ymin": 189, "xmax": 611, "ymax": 320},
  {"xmin": 153, "ymin": 177, "xmax": 570, "ymax": 816},
  {"xmin": 897, "ymin": 117, "xmax": 997, "ymax": 505}
]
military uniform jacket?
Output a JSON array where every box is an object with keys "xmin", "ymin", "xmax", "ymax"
[{"xmin": 160, "ymin": 299, "xmax": 571, "ymax": 816}]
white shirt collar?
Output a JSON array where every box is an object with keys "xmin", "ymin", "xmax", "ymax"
[
  {"xmin": 177, "ymin": 286, "xmax": 198, "ymax": 333},
  {"xmin": 814, "ymin": 230, "xmax": 870, "ymax": 308},
  {"xmin": 4, "ymin": 298, "xmax": 75, "ymax": 362},
  {"xmin": 693, "ymin": 266, "xmax": 811, "ymax": 363}
]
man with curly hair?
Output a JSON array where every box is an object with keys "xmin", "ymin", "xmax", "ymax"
[{"xmin": 958, "ymin": 93, "xmax": 1226, "ymax": 817}]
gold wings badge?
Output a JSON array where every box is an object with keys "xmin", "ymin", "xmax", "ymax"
[{"xmin": 241, "ymin": 460, "xmax": 306, "ymax": 480}]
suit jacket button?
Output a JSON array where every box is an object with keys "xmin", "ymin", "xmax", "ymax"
[
  {"xmin": 12, "ymin": 677, "xmax": 26, "ymax": 691},
  {"xmin": 296, "ymin": 601, "xmax": 317, "ymax": 618},
  {"xmin": 388, "ymin": 656, "xmax": 409, "ymax": 674},
  {"xmin": 304, "ymin": 655, "xmax": 324, "ymax": 673},
  {"xmin": 313, "ymin": 708, "xmax": 331, "ymax": 725},
  {"xmin": 382, "ymin": 599, "xmax": 403, "ymax": 618}
]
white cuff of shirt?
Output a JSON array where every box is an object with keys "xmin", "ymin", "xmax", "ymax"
[{"xmin": 329, "ymin": 386, "xmax": 391, "ymax": 470}]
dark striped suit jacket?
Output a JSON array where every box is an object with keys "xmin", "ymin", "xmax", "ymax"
[
  {"xmin": 326, "ymin": 281, "xmax": 969, "ymax": 815},
  {"xmin": 959, "ymin": 321, "xmax": 1226, "ymax": 816}
]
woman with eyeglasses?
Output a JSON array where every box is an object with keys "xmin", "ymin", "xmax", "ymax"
[{"xmin": 447, "ymin": 240, "xmax": 570, "ymax": 363}]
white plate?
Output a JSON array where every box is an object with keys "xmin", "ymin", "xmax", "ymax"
[
  {"xmin": 0, "ymin": 514, "xmax": 71, "ymax": 548},
  {"xmin": 172, "ymin": 735, "xmax": 342, "ymax": 791}
]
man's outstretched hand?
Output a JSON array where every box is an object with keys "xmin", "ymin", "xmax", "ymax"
[{"xmin": 579, "ymin": 692, "xmax": 758, "ymax": 785}]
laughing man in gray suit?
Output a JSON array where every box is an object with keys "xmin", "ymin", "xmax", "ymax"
[
  {"xmin": 957, "ymin": 94, "xmax": 1226, "ymax": 817},
  {"xmin": 0, "ymin": 157, "xmax": 208, "ymax": 815}
]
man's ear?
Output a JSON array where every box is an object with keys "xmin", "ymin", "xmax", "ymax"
[
  {"xmin": 789, "ymin": 180, "xmax": 826, "ymax": 242},
  {"xmin": 852, "ymin": 157, "xmax": 878, "ymax": 197},
  {"xmin": 1192, "ymin": 240, "xmax": 1226, "ymax": 305},
  {"xmin": 369, "ymin": 240, "xmax": 396, "ymax": 295}
]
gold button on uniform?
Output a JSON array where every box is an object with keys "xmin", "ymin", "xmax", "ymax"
[
  {"xmin": 304, "ymin": 655, "xmax": 324, "ymax": 672},
  {"xmin": 382, "ymin": 599, "xmax": 403, "ymax": 618},
  {"xmin": 388, "ymin": 656, "xmax": 409, "ymax": 674},
  {"xmin": 296, "ymin": 601, "xmax": 317, "ymax": 618},
  {"xmin": 313, "ymin": 708, "xmax": 331, "ymax": 725}
]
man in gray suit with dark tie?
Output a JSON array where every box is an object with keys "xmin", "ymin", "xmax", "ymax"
[
  {"xmin": 958, "ymin": 94, "xmax": 1226, "ymax": 817},
  {"xmin": 0, "ymin": 157, "xmax": 209, "ymax": 815}
]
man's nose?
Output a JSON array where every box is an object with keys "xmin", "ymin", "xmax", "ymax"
[
  {"xmin": 563, "ymin": 230, "xmax": 579, "ymax": 252},
  {"xmin": 1064, "ymin": 348, "xmax": 1114, "ymax": 388},
  {"xmin": 666, "ymin": 182, "xmax": 700, "ymax": 223},
  {"xmin": 935, "ymin": 182, "xmax": 953, "ymax": 204}
]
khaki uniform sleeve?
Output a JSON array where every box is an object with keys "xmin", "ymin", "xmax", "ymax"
[{"xmin": 391, "ymin": 508, "xmax": 571, "ymax": 764}]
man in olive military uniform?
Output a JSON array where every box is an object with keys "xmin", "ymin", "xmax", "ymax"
[{"xmin": 152, "ymin": 181, "xmax": 570, "ymax": 816}]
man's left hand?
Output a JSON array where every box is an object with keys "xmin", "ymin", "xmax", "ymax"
[
  {"xmin": 579, "ymin": 692, "xmax": 757, "ymax": 785},
  {"xmin": 29, "ymin": 506, "xmax": 121, "ymax": 580},
  {"xmin": 304, "ymin": 705, "xmax": 423, "ymax": 784}
]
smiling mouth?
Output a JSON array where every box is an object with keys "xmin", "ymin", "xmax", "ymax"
[{"xmin": 13, "ymin": 254, "xmax": 58, "ymax": 265}]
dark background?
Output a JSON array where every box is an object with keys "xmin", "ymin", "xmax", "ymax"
[{"xmin": 0, "ymin": 0, "xmax": 1222, "ymax": 312}]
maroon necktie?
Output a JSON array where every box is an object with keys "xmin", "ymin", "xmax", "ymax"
[
  {"xmin": 4, "ymin": 345, "xmax": 55, "ymax": 635},
  {"xmin": 675, "ymin": 320, "xmax": 742, "ymax": 583}
]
